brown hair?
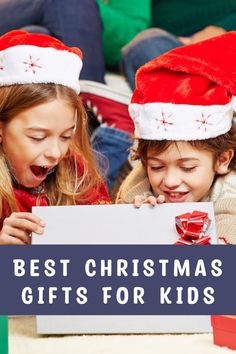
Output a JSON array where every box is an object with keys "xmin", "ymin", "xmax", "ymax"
[
  {"xmin": 0, "ymin": 83, "xmax": 102, "ymax": 214},
  {"xmin": 133, "ymin": 126, "xmax": 236, "ymax": 170}
]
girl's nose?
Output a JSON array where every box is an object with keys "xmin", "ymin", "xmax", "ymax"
[{"xmin": 44, "ymin": 141, "xmax": 62, "ymax": 161}]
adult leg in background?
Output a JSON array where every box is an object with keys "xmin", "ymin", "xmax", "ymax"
[
  {"xmin": 122, "ymin": 28, "xmax": 183, "ymax": 90},
  {"xmin": 91, "ymin": 126, "xmax": 133, "ymax": 191},
  {"xmin": 81, "ymin": 82, "xmax": 134, "ymax": 191},
  {"xmin": 0, "ymin": 0, "xmax": 43, "ymax": 34},
  {"xmin": 41, "ymin": 0, "xmax": 106, "ymax": 82}
]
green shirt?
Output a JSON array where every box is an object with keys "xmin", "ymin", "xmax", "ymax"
[
  {"xmin": 98, "ymin": 0, "xmax": 236, "ymax": 67},
  {"xmin": 152, "ymin": 0, "xmax": 236, "ymax": 36},
  {"xmin": 97, "ymin": 0, "xmax": 151, "ymax": 67}
]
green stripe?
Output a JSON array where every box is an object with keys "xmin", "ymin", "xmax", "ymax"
[{"xmin": 0, "ymin": 316, "xmax": 8, "ymax": 354}]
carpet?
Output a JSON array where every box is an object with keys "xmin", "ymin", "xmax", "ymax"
[{"xmin": 9, "ymin": 317, "xmax": 233, "ymax": 354}]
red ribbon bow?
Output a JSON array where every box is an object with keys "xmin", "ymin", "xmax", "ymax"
[{"xmin": 175, "ymin": 210, "xmax": 211, "ymax": 245}]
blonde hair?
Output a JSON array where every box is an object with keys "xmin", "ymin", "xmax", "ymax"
[{"xmin": 0, "ymin": 83, "xmax": 102, "ymax": 215}]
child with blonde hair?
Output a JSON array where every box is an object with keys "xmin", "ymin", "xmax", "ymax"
[
  {"xmin": 0, "ymin": 30, "xmax": 109, "ymax": 245},
  {"xmin": 117, "ymin": 32, "xmax": 236, "ymax": 244}
]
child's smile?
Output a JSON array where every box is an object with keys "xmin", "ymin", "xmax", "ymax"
[
  {"xmin": 161, "ymin": 190, "xmax": 190, "ymax": 203},
  {"xmin": 0, "ymin": 99, "xmax": 75, "ymax": 188},
  {"xmin": 146, "ymin": 142, "xmax": 223, "ymax": 203}
]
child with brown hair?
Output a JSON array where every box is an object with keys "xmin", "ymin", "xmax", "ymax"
[
  {"xmin": 0, "ymin": 30, "xmax": 109, "ymax": 245},
  {"xmin": 117, "ymin": 32, "xmax": 236, "ymax": 244}
]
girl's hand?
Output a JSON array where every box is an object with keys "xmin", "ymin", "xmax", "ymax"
[
  {"xmin": 133, "ymin": 194, "xmax": 165, "ymax": 208},
  {"xmin": 0, "ymin": 212, "xmax": 45, "ymax": 245}
]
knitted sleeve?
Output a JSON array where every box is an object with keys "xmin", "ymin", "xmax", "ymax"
[
  {"xmin": 116, "ymin": 163, "xmax": 152, "ymax": 203},
  {"xmin": 214, "ymin": 198, "xmax": 236, "ymax": 244}
]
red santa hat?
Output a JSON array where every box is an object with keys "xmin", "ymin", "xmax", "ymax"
[
  {"xmin": 129, "ymin": 32, "xmax": 236, "ymax": 140},
  {"xmin": 0, "ymin": 30, "xmax": 83, "ymax": 93}
]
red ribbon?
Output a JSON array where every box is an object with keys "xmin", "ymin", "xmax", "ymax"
[{"xmin": 175, "ymin": 210, "xmax": 211, "ymax": 245}]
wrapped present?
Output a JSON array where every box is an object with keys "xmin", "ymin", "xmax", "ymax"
[
  {"xmin": 194, "ymin": 236, "xmax": 211, "ymax": 245},
  {"xmin": 175, "ymin": 237, "xmax": 193, "ymax": 245},
  {"xmin": 175, "ymin": 210, "xmax": 211, "ymax": 245},
  {"xmin": 0, "ymin": 316, "xmax": 8, "ymax": 354},
  {"xmin": 211, "ymin": 315, "xmax": 236, "ymax": 350}
]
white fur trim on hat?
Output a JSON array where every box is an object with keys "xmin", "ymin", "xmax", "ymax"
[
  {"xmin": 0, "ymin": 45, "xmax": 82, "ymax": 93},
  {"xmin": 129, "ymin": 101, "xmax": 233, "ymax": 140}
]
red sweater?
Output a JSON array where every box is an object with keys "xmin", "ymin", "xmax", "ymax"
[
  {"xmin": 13, "ymin": 182, "xmax": 110, "ymax": 212},
  {"xmin": 0, "ymin": 158, "xmax": 110, "ymax": 227}
]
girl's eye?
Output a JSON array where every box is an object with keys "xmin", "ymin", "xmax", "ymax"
[
  {"xmin": 29, "ymin": 136, "xmax": 45, "ymax": 141},
  {"xmin": 181, "ymin": 166, "xmax": 197, "ymax": 172},
  {"xmin": 61, "ymin": 136, "xmax": 72, "ymax": 141}
]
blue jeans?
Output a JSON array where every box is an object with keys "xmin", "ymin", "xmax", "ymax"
[
  {"xmin": 91, "ymin": 126, "xmax": 133, "ymax": 190},
  {"xmin": 0, "ymin": 0, "xmax": 105, "ymax": 82},
  {"xmin": 122, "ymin": 28, "xmax": 183, "ymax": 90}
]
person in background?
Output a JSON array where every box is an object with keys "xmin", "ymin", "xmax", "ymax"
[
  {"xmin": 0, "ymin": 30, "xmax": 109, "ymax": 245},
  {"xmin": 79, "ymin": 1, "xmax": 151, "ymax": 192},
  {"xmin": 116, "ymin": 32, "xmax": 236, "ymax": 244},
  {"xmin": 96, "ymin": 0, "xmax": 151, "ymax": 71},
  {"xmin": 122, "ymin": 0, "xmax": 236, "ymax": 90},
  {"xmin": 0, "ymin": 0, "xmax": 105, "ymax": 82}
]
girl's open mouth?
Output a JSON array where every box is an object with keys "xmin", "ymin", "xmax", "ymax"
[{"xmin": 30, "ymin": 165, "xmax": 50, "ymax": 180}]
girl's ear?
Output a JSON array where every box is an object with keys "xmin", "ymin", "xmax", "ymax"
[{"xmin": 215, "ymin": 149, "xmax": 234, "ymax": 175}]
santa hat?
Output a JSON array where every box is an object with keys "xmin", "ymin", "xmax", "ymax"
[
  {"xmin": 129, "ymin": 32, "xmax": 236, "ymax": 140},
  {"xmin": 0, "ymin": 30, "xmax": 83, "ymax": 93}
]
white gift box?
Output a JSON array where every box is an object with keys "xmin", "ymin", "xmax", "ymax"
[{"xmin": 32, "ymin": 202, "xmax": 217, "ymax": 334}]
